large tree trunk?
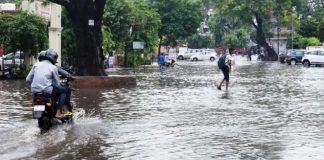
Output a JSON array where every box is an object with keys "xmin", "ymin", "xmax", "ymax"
[
  {"xmin": 50, "ymin": 0, "xmax": 107, "ymax": 76},
  {"xmin": 253, "ymin": 14, "xmax": 278, "ymax": 61}
]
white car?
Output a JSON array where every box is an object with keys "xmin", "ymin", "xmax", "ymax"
[
  {"xmin": 177, "ymin": 49, "xmax": 203, "ymax": 60},
  {"xmin": 190, "ymin": 51, "xmax": 217, "ymax": 61},
  {"xmin": 302, "ymin": 50, "xmax": 324, "ymax": 67},
  {"xmin": 0, "ymin": 51, "xmax": 24, "ymax": 71}
]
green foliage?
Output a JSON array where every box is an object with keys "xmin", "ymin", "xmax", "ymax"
[
  {"xmin": 102, "ymin": 26, "xmax": 115, "ymax": 54},
  {"xmin": 287, "ymin": 33, "xmax": 302, "ymax": 49},
  {"xmin": 298, "ymin": 17, "xmax": 319, "ymax": 37},
  {"xmin": 209, "ymin": 0, "xmax": 298, "ymax": 38},
  {"xmin": 287, "ymin": 33, "xmax": 321, "ymax": 49},
  {"xmin": 152, "ymin": 0, "xmax": 203, "ymax": 45},
  {"xmin": 0, "ymin": 11, "xmax": 48, "ymax": 55},
  {"xmin": 187, "ymin": 34, "xmax": 214, "ymax": 48},
  {"xmin": 298, "ymin": 0, "xmax": 324, "ymax": 21},
  {"xmin": 281, "ymin": 11, "xmax": 299, "ymax": 28},
  {"xmin": 15, "ymin": 64, "xmax": 31, "ymax": 78},
  {"xmin": 103, "ymin": 0, "xmax": 132, "ymax": 52},
  {"xmin": 127, "ymin": 49, "xmax": 152, "ymax": 67},
  {"xmin": 223, "ymin": 28, "xmax": 250, "ymax": 48},
  {"xmin": 317, "ymin": 19, "xmax": 324, "ymax": 42},
  {"xmin": 305, "ymin": 37, "xmax": 321, "ymax": 46},
  {"xmin": 127, "ymin": 0, "xmax": 161, "ymax": 50},
  {"xmin": 61, "ymin": 8, "xmax": 76, "ymax": 65},
  {"xmin": 103, "ymin": 0, "xmax": 160, "ymax": 66}
]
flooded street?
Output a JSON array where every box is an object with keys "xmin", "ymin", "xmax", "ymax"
[{"xmin": 1, "ymin": 56, "xmax": 324, "ymax": 160}]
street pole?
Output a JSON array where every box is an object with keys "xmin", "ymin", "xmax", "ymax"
[
  {"xmin": 291, "ymin": 13, "xmax": 294, "ymax": 49},
  {"xmin": 277, "ymin": 14, "xmax": 280, "ymax": 60}
]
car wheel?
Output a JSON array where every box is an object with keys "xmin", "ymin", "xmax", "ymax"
[
  {"xmin": 303, "ymin": 60, "xmax": 310, "ymax": 67},
  {"xmin": 290, "ymin": 60, "xmax": 296, "ymax": 65},
  {"xmin": 193, "ymin": 58, "xmax": 198, "ymax": 61},
  {"xmin": 210, "ymin": 57, "xmax": 215, "ymax": 61},
  {"xmin": 178, "ymin": 55, "xmax": 184, "ymax": 60}
]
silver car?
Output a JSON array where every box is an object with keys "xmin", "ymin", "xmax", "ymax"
[{"xmin": 0, "ymin": 51, "xmax": 24, "ymax": 71}]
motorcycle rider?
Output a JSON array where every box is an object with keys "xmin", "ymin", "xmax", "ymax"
[
  {"xmin": 26, "ymin": 49, "xmax": 68, "ymax": 118},
  {"xmin": 38, "ymin": 50, "xmax": 73, "ymax": 113}
]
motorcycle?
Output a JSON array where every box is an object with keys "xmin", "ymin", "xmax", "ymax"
[
  {"xmin": 160, "ymin": 59, "xmax": 176, "ymax": 68},
  {"xmin": 32, "ymin": 67, "xmax": 74, "ymax": 133}
]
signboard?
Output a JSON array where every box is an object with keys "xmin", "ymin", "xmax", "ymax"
[
  {"xmin": 0, "ymin": 3, "xmax": 16, "ymax": 11},
  {"xmin": 88, "ymin": 20, "xmax": 94, "ymax": 26},
  {"xmin": 133, "ymin": 41, "xmax": 145, "ymax": 49}
]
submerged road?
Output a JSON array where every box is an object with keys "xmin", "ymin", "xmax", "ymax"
[{"xmin": 0, "ymin": 56, "xmax": 324, "ymax": 160}]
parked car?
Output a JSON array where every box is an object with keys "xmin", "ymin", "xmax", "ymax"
[
  {"xmin": 302, "ymin": 50, "xmax": 324, "ymax": 67},
  {"xmin": 190, "ymin": 51, "xmax": 216, "ymax": 61},
  {"xmin": 285, "ymin": 49, "xmax": 306, "ymax": 65},
  {"xmin": 177, "ymin": 49, "xmax": 203, "ymax": 60},
  {"xmin": 0, "ymin": 51, "xmax": 24, "ymax": 71}
]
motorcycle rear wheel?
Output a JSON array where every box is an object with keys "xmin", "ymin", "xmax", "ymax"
[{"xmin": 38, "ymin": 115, "xmax": 51, "ymax": 134}]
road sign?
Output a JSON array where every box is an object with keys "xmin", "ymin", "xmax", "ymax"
[{"xmin": 133, "ymin": 41, "xmax": 145, "ymax": 49}]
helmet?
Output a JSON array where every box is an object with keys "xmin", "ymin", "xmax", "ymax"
[
  {"xmin": 44, "ymin": 49, "xmax": 58, "ymax": 64},
  {"xmin": 37, "ymin": 50, "xmax": 47, "ymax": 61}
]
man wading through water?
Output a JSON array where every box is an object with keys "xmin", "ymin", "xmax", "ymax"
[{"xmin": 217, "ymin": 48, "xmax": 234, "ymax": 91}]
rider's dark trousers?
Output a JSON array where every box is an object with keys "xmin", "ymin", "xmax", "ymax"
[{"xmin": 52, "ymin": 85, "xmax": 68, "ymax": 110}]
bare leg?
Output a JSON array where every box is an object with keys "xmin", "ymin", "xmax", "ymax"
[
  {"xmin": 218, "ymin": 79, "xmax": 225, "ymax": 90},
  {"xmin": 55, "ymin": 109, "xmax": 63, "ymax": 118}
]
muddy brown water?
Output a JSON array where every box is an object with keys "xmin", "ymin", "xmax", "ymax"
[{"xmin": 0, "ymin": 56, "xmax": 324, "ymax": 160}]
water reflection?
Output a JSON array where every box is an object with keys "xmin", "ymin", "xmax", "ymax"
[{"xmin": 1, "ymin": 57, "xmax": 324, "ymax": 159}]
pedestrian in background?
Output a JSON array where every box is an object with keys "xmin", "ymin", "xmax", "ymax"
[{"xmin": 217, "ymin": 48, "xmax": 234, "ymax": 91}]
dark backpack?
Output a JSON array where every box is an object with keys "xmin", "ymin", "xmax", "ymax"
[{"xmin": 218, "ymin": 54, "xmax": 226, "ymax": 69}]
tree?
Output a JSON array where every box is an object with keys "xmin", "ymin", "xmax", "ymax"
[
  {"xmin": 287, "ymin": 33, "xmax": 321, "ymax": 49},
  {"xmin": 298, "ymin": 17, "xmax": 319, "ymax": 37},
  {"xmin": 187, "ymin": 34, "xmax": 214, "ymax": 49},
  {"xmin": 151, "ymin": 0, "xmax": 203, "ymax": 53},
  {"xmin": 103, "ymin": 0, "xmax": 160, "ymax": 67},
  {"xmin": 223, "ymin": 28, "xmax": 250, "ymax": 48},
  {"xmin": 318, "ymin": 19, "xmax": 324, "ymax": 42},
  {"xmin": 0, "ymin": 11, "xmax": 48, "ymax": 64},
  {"xmin": 49, "ymin": 0, "xmax": 107, "ymax": 76},
  {"xmin": 210, "ymin": 0, "xmax": 302, "ymax": 61},
  {"xmin": 61, "ymin": 8, "xmax": 76, "ymax": 66}
]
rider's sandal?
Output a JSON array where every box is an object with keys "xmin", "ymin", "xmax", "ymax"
[{"xmin": 63, "ymin": 111, "xmax": 73, "ymax": 116}]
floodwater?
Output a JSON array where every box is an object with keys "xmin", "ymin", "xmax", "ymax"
[{"xmin": 1, "ymin": 56, "xmax": 324, "ymax": 160}]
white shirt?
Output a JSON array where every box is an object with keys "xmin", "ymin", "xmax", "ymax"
[{"xmin": 225, "ymin": 54, "xmax": 233, "ymax": 68}]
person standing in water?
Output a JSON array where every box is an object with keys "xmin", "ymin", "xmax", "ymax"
[{"xmin": 217, "ymin": 48, "xmax": 234, "ymax": 90}]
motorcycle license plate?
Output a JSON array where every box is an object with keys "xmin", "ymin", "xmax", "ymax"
[{"xmin": 34, "ymin": 105, "xmax": 45, "ymax": 111}]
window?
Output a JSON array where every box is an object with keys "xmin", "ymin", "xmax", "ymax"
[
  {"xmin": 295, "ymin": 51, "xmax": 304, "ymax": 56},
  {"xmin": 306, "ymin": 51, "xmax": 317, "ymax": 55},
  {"xmin": 318, "ymin": 51, "xmax": 324, "ymax": 56}
]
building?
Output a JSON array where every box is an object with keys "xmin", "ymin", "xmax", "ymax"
[
  {"xmin": 0, "ymin": 3, "xmax": 17, "ymax": 57},
  {"xmin": 268, "ymin": 16, "xmax": 292, "ymax": 55},
  {"xmin": 21, "ymin": 0, "xmax": 62, "ymax": 66}
]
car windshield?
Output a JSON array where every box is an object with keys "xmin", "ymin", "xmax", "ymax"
[{"xmin": 3, "ymin": 52, "xmax": 22, "ymax": 59}]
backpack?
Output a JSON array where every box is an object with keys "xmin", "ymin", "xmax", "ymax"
[{"xmin": 218, "ymin": 54, "xmax": 227, "ymax": 69}]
